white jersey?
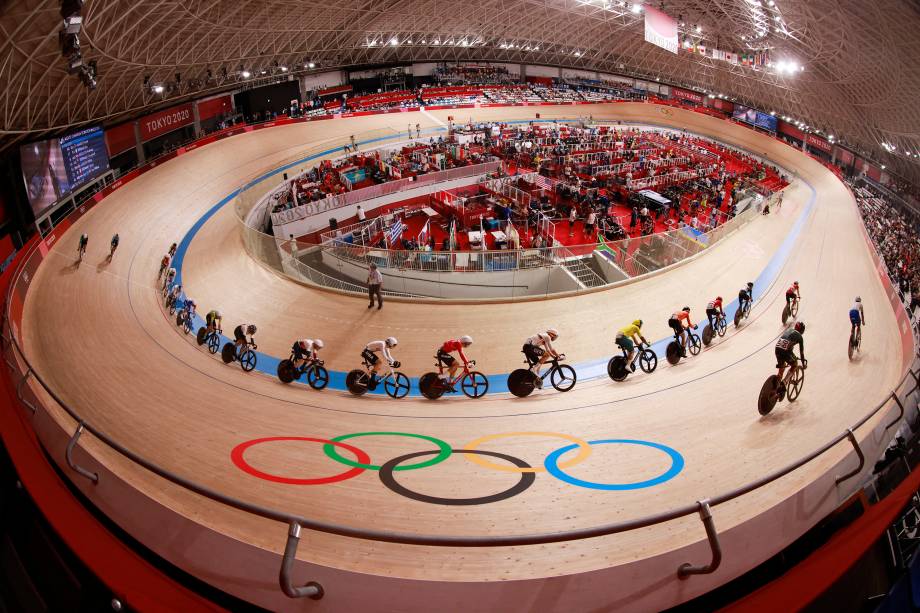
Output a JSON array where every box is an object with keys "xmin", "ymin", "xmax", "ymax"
[
  {"xmin": 526, "ymin": 332, "xmax": 555, "ymax": 353},
  {"xmin": 851, "ymin": 302, "xmax": 864, "ymax": 318},
  {"xmin": 366, "ymin": 340, "xmax": 394, "ymax": 363},
  {"xmin": 298, "ymin": 339, "xmax": 317, "ymax": 353}
]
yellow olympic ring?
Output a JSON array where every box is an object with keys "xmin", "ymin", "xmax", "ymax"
[{"xmin": 462, "ymin": 432, "xmax": 592, "ymax": 474}]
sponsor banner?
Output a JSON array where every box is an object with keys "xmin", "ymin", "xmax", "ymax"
[
  {"xmin": 805, "ymin": 134, "xmax": 832, "ymax": 154},
  {"xmin": 835, "ymin": 147, "xmax": 855, "ymax": 166},
  {"xmin": 140, "ymin": 103, "xmax": 194, "ymax": 142},
  {"xmin": 778, "ymin": 120, "xmax": 805, "ymax": 141},
  {"xmin": 672, "ymin": 87, "xmax": 704, "ymax": 104},
  {"xmin": 644, "ymin": 6, "xmax": 678, "ymax": 54},
  {"xmin": 317, "ymin": 84, "xmax": 352, "ymax": 97}
]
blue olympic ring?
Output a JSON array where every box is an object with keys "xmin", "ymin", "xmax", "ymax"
[{"xmin": 544, "ymin": 439, "xmax": 684, "ymax": 490}]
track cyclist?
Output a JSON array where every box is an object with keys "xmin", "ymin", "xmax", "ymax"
[
  {"xmin": 786, "ymin": 281, "xmax": 801, "ymax": 310},
  {"xmin": 77, "ymin": 233, "xmax": 88, "ymax": 260},
  {"xmin": 206, "ymin": 309, "xmax": 222, "ymax": 334},
  {"xmin": 739, "ymin": 281, "xmax": 754, "ymax": 312},
  {"xmin": 775, "ymin": 321, "xmax": 806, "ymax": 390},
  {"xmin": 706, "ymin": 296, "xmax": 725, "ymax": 329},
  {"xmin": 184, "ymin": 298, "xmax": 197, "ymax": 319},
  {"xmin": 158, "ymin": 254, "xmax": 170, "ymax": 280},
  {"xmin": 523, "ymin": 329, "xmax": 561, "ymax": 387},
  {"xmin": 668, "ymin": 307, "xmax": 697, "ymax": 357},
  {"xmin": 850, "ymin": 296, "xmax": 865, "ymax": 337},
  {"xmin": 233, "ymin": 324, "xmax": 257, "ymax": 354},
  {"xmin": 109, "ymin": 233, "xmax": 119, "ymax": 257},
  {"xmin": 363, "ymin": 337, "xmax": 399, "ymax": 385},
  {"xmin": 168, "ymin": 242, "xmax": 178, "ymax": 258},
  {"xmin": 167, "ymin": 283, "xmax": 182, "ymax": 307},
  {"xmin": 292, "ymin": 338, "xmax": 324, "ymax": 369},
  {"xmin": 616, "ymin": 320, "xmax": 648, "ymax": 372},
  {"xmin": 437, "ymin": 335, "xmax": 474, "ymax": 385},
  {"xmin": 162, "ymin": 266, "xmax": 176, "ymax": 291}
]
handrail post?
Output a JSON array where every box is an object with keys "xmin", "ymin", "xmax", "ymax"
[
  {"xmin": 16, "ymin": 367, "xmax": 36, "ymax": 414},
  {"xmin": 66, "ymin": 424, "xmax": 99, "ymax": 483},
  {"xmin": 886, "ymin": 392, "xmax": 905, "ymax": 430},
  {"xmin": 678, "ymin": 500, "xmax": 722, "ymax": 578},
  {"xmin": 279, "ymin": 522, "xmax": 324, "ymax": 600},
  {"xmin": 835, "ymin": 428, "xmax": 865, "ymax": 486}
]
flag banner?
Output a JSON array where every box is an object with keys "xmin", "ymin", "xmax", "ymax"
[
  {"xmin": 388, "ymin": 218, "xmax": 405, "ymax": 245},
  {"xmin": 644, "ymin": 6, "xmax": 679, "ymax": 54}
]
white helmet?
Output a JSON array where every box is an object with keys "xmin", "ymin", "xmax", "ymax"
[
  {"xmin": 313, "ymin": 339, "xmax": 324, "ymax": 349},
  {"xmin": 546, "ymin": 328, "xmax": 559, "ymax": 339},
  {"xmin": 459, "ymin": 335, "xmax": 473, "ymax": 345},
  {"xmin": 385, "ymin": 336, "xmax": 398, "ymax": 347}
]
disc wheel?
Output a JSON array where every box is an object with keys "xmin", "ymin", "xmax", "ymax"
[
  {"xmin": 239, "ymin": 350, "xmax": 257, "ymax": 372},
  {"xmin": 508, "ymin": 369, "xmax": 536, "ymax": 397},
  {"xmin": 384, "ymin": 372, "xmax": 411, "ymax": 399},
  {"xmin": 666, "ymin": 341, "xmax": 682, "ymax": 365},
  {"xmin": 221, "ymin": 343, "xmax": 235, "ymax": 363},
  {"xmin": 461, "ymin": 371, "xmax": 489, "ymax": 398},
  {"xmin": 607, "ymin": 356, "xmax": 627, "ymax": 381},
  {"xmin": 307, "ymin": 365, "xmax": 329, "ymax": 390},
  {"xmin": 758, "ymin": 375, "xmax": 780, "ymax": 415},
  {"xmin": 418, "ymin": 372, "xmax": 445, "ymax": 400},
  {"xmin": 734, "ymin": 309, "xmax": 743, "ymax": 328},
  {"xmin": 277, "ymin": 359, "xmax": 295, "ymax": 383},
  {"xmin": 196, "ymin": 327, "xmax": 207, "ymax": 345},
  {"xmin": 702, "ymin": 325, "xmax": 714, "ymax": 346},
  {"xmin": 345, "ymin": 369, "xmax": 369, "ymax": 396},
  {"xmin": 639, "ymin": 349, "xmax": 657, "ymax": 373},
  {"xmin": 550, "ymin": 364, "xmax": 576, "ymax": 392}
]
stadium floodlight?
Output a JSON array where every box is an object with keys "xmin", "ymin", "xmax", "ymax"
[
  {"xmin": 63, "ymin": 15, "xmax": 82, "ymax": 34},
  {"xmin": 241, "ymin": 70, "xmax": 251, "ymax": 78},
  {"xmin": 153, "ymin": 84, "xmax": 164, "ymax": 94},
  {"xmin": 631, "ymin": 3, "xmax": 642, "ymax": 13}
]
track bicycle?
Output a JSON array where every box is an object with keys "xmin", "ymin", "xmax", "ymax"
[
  {"xmin": 702, "ymin": 313, "xmax": 727, "ymax": 346},
  {"xmin": 277, "ymin": 354, "xmax": 329, "ymax": 389},
  {"xmin": 848, "ymin": 326, "xmax": 862, "ymax": 360},
  {"xmin": 196, "ymin": 326, "xmax": 222, "ymax": 354},
  {"xmin": 607, "ymin": 342, "xmax": 658, "ymax": 382},
  {"xmin": 418, "ymin": 357, "xmax": 489, "ymax": 400},
  {"xmin": 781, "ymin": 296, "xmax": 800, "ymax": 325},
  {"xmin": 346, "ymin": 359, "xmax": 410, "ymax": 398},
  {"xmin": 507, "ymin": 354, "xmax": 576, "ymax": 398},
  {"xmin": 666, "ymin": 327, "xmax": 701, "ymax": 365},
  {"xmin": 758, "ymin": 358, "xmax": 808, "ymax": 415},
  {"xmin": 222, "ymin": 340, "xmax": 258, "ymax": 372},
  {"xmin": 734, "ymin": 299, "xmax": 752, "ymax": 327},
  {"xmin": 175, "ymin": 307, "xmax": 194, "ymax": 335}
]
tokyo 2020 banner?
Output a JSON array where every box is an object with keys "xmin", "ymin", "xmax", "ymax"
[{"xmin": 644, "ymin": 6, "xmax": 678, "ymax": 54}]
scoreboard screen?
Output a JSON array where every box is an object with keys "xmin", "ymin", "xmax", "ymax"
[{"xmin": 60, "ymin": 125, "xmax": 110, "ymax": 189}]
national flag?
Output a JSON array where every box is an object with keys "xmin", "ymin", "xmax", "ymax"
[{"xmin": 388, "ymin": 217, "xmax": 405, "ymax": 245}]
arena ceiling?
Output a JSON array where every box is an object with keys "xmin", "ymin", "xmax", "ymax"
[{"xmin": 2, "ymin": 0, "xmax": 920, "ymax": 181}]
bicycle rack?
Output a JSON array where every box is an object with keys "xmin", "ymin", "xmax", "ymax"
[
  {"xmin": 677, "ymin": 499, "xmax": 722, "ymax": 578},
  {"xmin": 66, "ymin": 423, "xmax": 99, "ymax": 484},
  {"xmin": 279, "ymin": 522, "xmax": 324, "ymax": 599},
  {"xmin": 835, "ymin": 428, "xmax": 865, "ymax": 486}
]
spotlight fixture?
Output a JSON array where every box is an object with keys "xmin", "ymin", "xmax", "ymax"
[
  {"xmin": 153, "ymin": 84, "xmax": 164, "ymax": 94},
  {"xmin": 241, "ymin": 70, "xmax": 251, "ymax": 78}
]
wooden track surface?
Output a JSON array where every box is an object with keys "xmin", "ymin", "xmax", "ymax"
[{"xmin": 19, "ymin": 104, "xmax": 906, "ymax": 589}]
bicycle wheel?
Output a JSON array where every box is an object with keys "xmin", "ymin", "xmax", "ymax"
[
  {"xmin": 508, "ymin": 369, "xmax": 536, "ymax": 397},
  {"xmin": 781, "ymin": 305, "xmax": 790, "ymax": 325},
  {"xmin": 207, "ymin": 334, "xmax": 220, "ymax": 354},
  {"xmin": 221, "ymin": 343, "xmax": 235, "ymax": 363},
  {"xmin": 639, "ymin": 349, "xmax": 658, "ymax": 373},
  {"xmin": 384, "ymin": 372, "xmax": 411, "ymax": 399},
  {"xmin": 418, "ymin": 372, "xmax": 445, "ymax": 400},
  {"xmin": 688, "ymin": 333, "xmax": 701, "ymax": 356},
  {"xmin": 239, "ymin": 350, "xmax": 257, "ymax": 372},
  {"xmin": 702, "ymin": 325, "xmax": 714, "ymax": 346},
  {"xmin": 791, "ymin": 300, "xmax": 799, "ymax": 318},
  {"xmin": 758, "ymin": 376, "xmax": 780, "ymax": 415},
  {"xmin": 461, "ymin": 371, "xmax": 489, "ymax": 399},
  {"xmin": 607, "ymin": 356, "xmax": 628, "ymax": 381},
  {"xmin": 183, "ymin": 319, "xmax": 193, "ymax": 335},
  {"xmin": 787, "ymin": 368, "xmax": 805, "ymax": 402},
  {"xmin": 717, "ymin": 318, "xmax": 727, "ymax": 337},
  {"xmin": 168, "ymin": 302, "xmax": 176, "ymax": 316},
  {"xmin": 307, "ymin": 365, "xmax": 329, "ymax": 390},
  {"xmin": 277, "ymin": 360, "xmax": 295, "ymax": 383},
  {"xmin": 550, "ymin": 364, "xmax": 577, "ymax": 392},
  {"xmin": 345, "ymin": 369, "xmax": 369, "ymax": 396},
  {"xmin": 734, "ymin": 309, "xmax": 743, "ymax": 328},
  {"xmin": 666, "ymin": 341, "xmax": 682, "ymax": 365},
  {"xmin": 176, "ymin": 313, "xmax": 184, "ymax": 327},
  {"xmin": 847, "ymin": 334, "xmax": 855, "ymax": 361},
  {"xmin": 856, "ymin": 328, "xmax": 861, "ymax": 352},
  {"xmin": 196, "ymin": 327, "xmax": 207, "ymax": 345}
]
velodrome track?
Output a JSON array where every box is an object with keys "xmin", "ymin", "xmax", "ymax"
[{"xmin": 15, "ymin": 103, "xmax": 912, "ymax": 611}]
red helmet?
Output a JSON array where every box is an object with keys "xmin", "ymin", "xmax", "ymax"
[
  {"xmin": 794, "ymin": 321, "xmax": 805, "ymax": 333},
  {"xmin": 716, "ymin": 296, "xmax": 723, "ymax": 302}
]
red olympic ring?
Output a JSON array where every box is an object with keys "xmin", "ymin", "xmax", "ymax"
[{"xmin": 231, "ymin": 436, "xmax": 369, "ymax": 485}]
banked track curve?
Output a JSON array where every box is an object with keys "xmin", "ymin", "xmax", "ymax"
[{"xmin": 13, "ymin": 103, "xmax": 914, "ymax": 612}]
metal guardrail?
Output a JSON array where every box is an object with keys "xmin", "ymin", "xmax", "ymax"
[{"xmin": 3, "ymin": 115, "xmax": 918, "ymax": 604}]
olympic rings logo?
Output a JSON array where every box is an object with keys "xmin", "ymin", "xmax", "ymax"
[{"xmin": 231, "ymin": 431, "xmax": 684, "ymax": 506}]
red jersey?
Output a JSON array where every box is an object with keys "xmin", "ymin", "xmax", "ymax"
[
  {"xmin": 786, "ymin": 284, "xmax": 799, "ymax": 296},
  {"xmin": 441, "ymin": 339, "xmax": 469, "ymax": 363},
  {"xmin": 707, "ymin": 298, "xmax": 723, "ymax": 310}
]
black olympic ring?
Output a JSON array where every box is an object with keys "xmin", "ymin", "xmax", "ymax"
[{"xmin": 378, "ymin": 449, "xmax": 535, "ymax": 506}]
